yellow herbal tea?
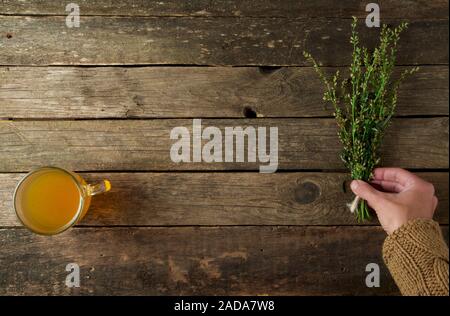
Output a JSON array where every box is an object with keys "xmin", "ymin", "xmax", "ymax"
[{"xmin": 14, "ymin": 167, "xmax": 110, "ymax": 235}]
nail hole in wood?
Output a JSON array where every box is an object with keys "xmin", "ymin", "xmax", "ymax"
[
  {"xmin": 258, "ymin": 66, "xmax": 282, "ymax": 74},
  {"xmin": 6, "ymin": 33, "xmax": 12, "ymax": 39},
  {"xmin": 243, "ymin": 106, "xmax": 257, "ymax": 118},
  {"xmin": 342, "ymin": 180, "xmax": 348, "ymax": 193}
]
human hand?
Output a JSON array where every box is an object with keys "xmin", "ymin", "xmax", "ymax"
[{"xmin": 350, "ymin": 168, "xmax": 438, "ymax": 234}]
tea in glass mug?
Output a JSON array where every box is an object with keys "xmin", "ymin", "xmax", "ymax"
[{"xmin": 14, "ymin": 166, "xmax": 111, "ymax": 235}]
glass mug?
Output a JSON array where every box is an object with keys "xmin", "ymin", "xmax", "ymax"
[{"xmin": 14, "ymin": 166, "xmax": 111, "ymax": 235}]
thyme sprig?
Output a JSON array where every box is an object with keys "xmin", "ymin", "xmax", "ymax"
[{"xmin": 304, "ymin": 17, "xmax": 418, "ymax": 221}]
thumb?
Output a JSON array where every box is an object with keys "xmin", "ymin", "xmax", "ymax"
[{"xmin": 350, "ymin": 180, "xmax": 387, "ymax": 211}]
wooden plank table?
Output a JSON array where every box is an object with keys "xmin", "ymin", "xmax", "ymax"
[{"xmin": 0, "ymin": 0, "xmax": 448, "ymax": 295}]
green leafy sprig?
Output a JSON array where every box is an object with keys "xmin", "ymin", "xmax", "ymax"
[{"xmin": 304, "ymin": 17, "xmax": 418, "ymax": 221}]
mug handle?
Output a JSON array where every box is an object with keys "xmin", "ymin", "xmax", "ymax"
[{"xmin": 86, "ymin": 180, "xmax": 111, "ymax": 196}]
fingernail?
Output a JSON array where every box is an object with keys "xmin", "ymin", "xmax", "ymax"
[{"xmin": 351, "ymin": 180, "xmax": 359, "ymax": 191}]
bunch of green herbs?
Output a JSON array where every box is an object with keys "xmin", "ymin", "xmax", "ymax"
[{"xmin": 304, "ymin": 17, "xmax": 418, "ymax": 221}]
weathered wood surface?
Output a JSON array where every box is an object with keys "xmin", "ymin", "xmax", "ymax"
[
  {"xmin": 1, "ymin": 0, "xmax": 448, "ymax": 19},
  {"xmin": 1, "ymin": 17, "xmax": 447, "ymax": 66},
  {"xmin": 0, "ymin": 66, "xmax": 447, "ymax": 119},
  {"xmin": 0, "ymin": 0, "xmax": 448, "ymax": 297},
  {"xmin": 0, "ymin": 118, "xmax": 447, "ymax": 172},
  {"xmin": 4, "ymin": 226, "xmax": 448, "ymax": 295},
  {"xmin": 0, "ymin": 172, "xmax": 447, "ymax": 227}
]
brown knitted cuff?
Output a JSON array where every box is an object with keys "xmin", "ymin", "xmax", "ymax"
[{"xmin": 383, "ymin": 218, "xmax": 449, "ymax": 296}]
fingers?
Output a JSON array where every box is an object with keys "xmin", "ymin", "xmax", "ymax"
[
  {"xmin": 373, "ymin": 168, "xmax": 420, "ymax": 187},
  {"xmin": 371, "ymin": 179, "xmax": 405, "ymax": 193},
  {"xmin": 351, "ymin": 180, "xmax": 389, "ymax": 211}
]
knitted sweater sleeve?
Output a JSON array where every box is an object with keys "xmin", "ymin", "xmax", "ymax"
[{"xmin": 382, "ymin": 218, "xmax": 449, "ymax": 296}]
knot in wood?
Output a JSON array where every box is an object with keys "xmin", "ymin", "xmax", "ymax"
[{"xmin": 295, "ymin": 181, "xmax": 320, "ymax": 204}]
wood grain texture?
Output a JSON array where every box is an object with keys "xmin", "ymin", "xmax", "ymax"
[
  {"xmin": 0, "ymin": 0, "xmax": 447, "ymax": 297},
  {"xmin": 1, "ymin": 17, "xmax": 447, "ymax": 66},
  {"xmin": 4, "ymin": 226, "xmax": 448, "ymax": 295},
  {"xmin": 1, "ymin": 0, "xmax": 448, "ymax": 19},
  {"xmin": 0, "ymin": 118, "xmax": 447, "ymax": 172},
  {"xmin": 1, "ymin": 66, "xmax": 447, "ymax": 118},
  {"xmin": 1, "ymin": 172, "xmax": 447, "ymax": 227}
]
